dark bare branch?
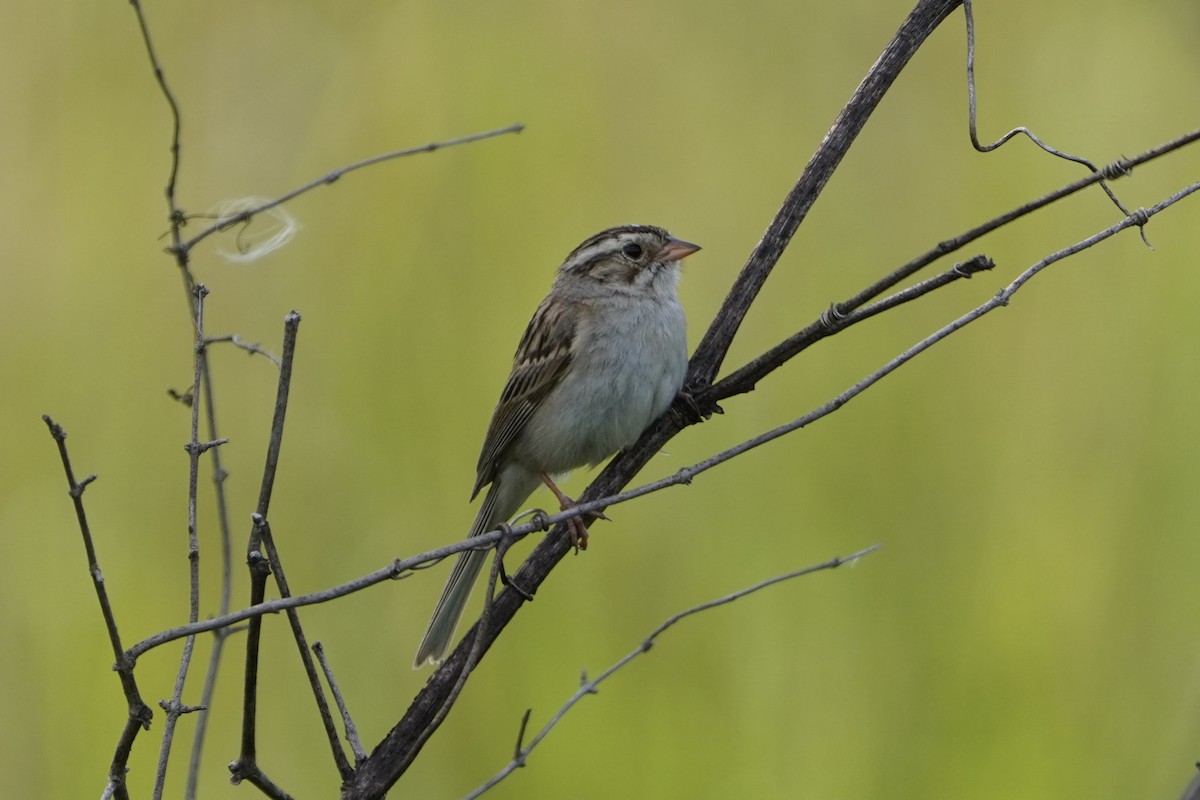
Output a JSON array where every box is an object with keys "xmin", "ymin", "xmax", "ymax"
[
  {"xmin": 343, "ymin": 4, "xmax": 966, "ymax": 796},
  {"xmin": 43, "ymin": 415, "xmax": 153, "ymax": 800}
]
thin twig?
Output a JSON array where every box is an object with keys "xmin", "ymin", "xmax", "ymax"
[
  {"xmin": 152, "ymin": 284, "xmax": 214, "ymax": 799},
  {"xmin": 204, "ymin": 334, "xmax": 282, "ymax": 367},
  {"xmin": 465, "ymin": 545, "xmax": 881, "ymax": 799},
  {"xmin": 165, "ymin": 277, "xmax": 235, "ymax": 800},
  {"xmin": 714, "ymin": 127, "xmax": 1200, "ymax": 407},
  {"xmin": 128, "ymin": 0, "xmax": 184, "ymax": 254},
  {"xmin": 256, "ymin": 312, "xmax": 301, "ymax": 518},
  {"xmin": 122, "ymin": 0, "xmax": 522, "ymax": 792},
  {"xmin": 963, "ymin": 0, "xmax": 1133, "ymax": 221},
  {"xmin": 177, "ymin": 125, "xmax": 524, "ymax": 254},
  {"xmin": 185, "ymin": 326, "xmax": 241, "ymax": 799},
  {"xmin": 43, "ymin": 416, "xmax": 152, "ymax": 800},
  {"xmin": 313, "ymin": 643, "xmax": 368, "ymax": 765},
  {"xmin": 128, "ymin": 4, "xmax": 247, "ymax": 793},
  {"xmin": 694, "ymin": 190, "xmax": 1200, "ymax": 484},
  {"xmin": 833, "ymin": 127, "xmax": 1198, "ymax": 317},
  {"xmin": 232, "ymin": 312, "xmax": 304, "ymax": 796},
  {"xmin": 711, "ymin": 253, "xmax": 995, "ymax": 402}
]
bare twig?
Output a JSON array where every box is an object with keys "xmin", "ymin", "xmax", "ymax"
[
  {"xmin": 313, "ymin": 643, "xmax": 368, "ymax": 765},
  {"xmin": 714, "ymin": 127, "xmax": 1200, "ymax": 407},
  {"xmin": 230, "ymin": 535, "xmax": 275, "ymax": 793},
  {"xmin": 185, "ymin": 337, "xmax": 240, "ymax": 800},
  {"xmin": 152, "ymin": 284, "xmax": 215, "ymax": 799},
  {"xmin": 693, "ymin": 188, "xmax": 1200, "ymax": 483},
  {"xmin": 233, "ymin": 311, "xmax": 304, "ymax": 796},
  {"xmin": 43, "ymin": 416, "xmax": 153, "ymax": 800},
  {"xmin": 255, "ymin": 311, "xmax": 301, "ymax": 519},
  {"xmin": 465, "ymin": 545, "xmax": 881, "ymax": 799},
  {"xmin": 127, "ymin": 5, "xmax": 247, "ymax": 794},
  {"xmin": 177, "ymin": 125, "xmax": 524, "ymax": 255},
  {"xmin": 185, "ymin": 492, "xmax": 234, "ymax": 798},
  {"xmin": 128, "ymin": 0, "xmax": 184, "ymax": 253},
  {"xmin": 962, "ymin": 0, "xmax": 1133, "ymax": 221},
  {"xmin": 227, "ymin": 759, "xmax": 295, "ymax": 800},
  {"xmin": 204, "ymin": 334, "xmax": 282, "ymax": 366},
  {"xmin": 830, "ymin": 127, "xmax": 1197, "ymax": 325}
]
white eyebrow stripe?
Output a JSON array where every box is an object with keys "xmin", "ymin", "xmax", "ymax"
[{"xmin": 563, "ymin": 239, "xmax": 621, "ymax": 272}]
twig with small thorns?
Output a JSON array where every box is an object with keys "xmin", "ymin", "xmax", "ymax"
[{"xmin": 43, "ymin": 415, "xmax": 152, "ymax": 800}]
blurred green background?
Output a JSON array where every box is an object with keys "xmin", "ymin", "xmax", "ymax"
[{"xmin": 3, "ymin": 0, "xmax": 1199, "ymax": 797}]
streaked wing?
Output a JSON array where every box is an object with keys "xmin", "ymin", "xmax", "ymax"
[{"xmin": 472, "ymin": 297, "xmax": 577, "ymax": 498}]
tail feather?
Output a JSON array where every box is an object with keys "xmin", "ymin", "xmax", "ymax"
[
  {"xmin": 413, "ymin": 484, "xmax": 503, "ymax": 668},
  {"xmin": 412, "ymin": 549, "xmax": 488, "ymax": 668}
]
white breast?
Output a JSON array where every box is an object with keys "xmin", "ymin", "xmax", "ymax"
[{"xmin": 516, "ymin": 292, "xmax": 687, "ymax": 474}]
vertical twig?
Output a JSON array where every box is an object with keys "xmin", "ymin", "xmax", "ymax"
[
  {"xmin": 230, "ymin": 311, "xmax": 304, "ymax": 796},
  {"xmin": 184, "ymin": 373, "xmax": 237, "ymax": 800},
  {"xmin": 153, "ymin": 284, "xmax": 224, "ymax": 798},
  {"xmin": 255, "ymin": 311, "xmax": 301, "ymax": 519},
  {"xmin": 128, "ymin": 0, "xmax": 183, "ymax": 251},
  {"xmin": 128, "ymin": 3, "xmax": 242, "ymax": 793},
  {"xmin": 229, "ymin": 523, "xmax": 275, "ymax": 793},
  {"xmin": 43, "ymin": 416, "xmax": 153, "ymax": 800}
]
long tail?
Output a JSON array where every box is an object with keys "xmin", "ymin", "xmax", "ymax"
[{"xmin": 413, "ymin": 484, "xmax": 505, "ymax": 668}]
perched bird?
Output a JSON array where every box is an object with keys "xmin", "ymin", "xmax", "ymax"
[{"xmin": 414, "ymin": 224, "xmax": 699, "ymax": 667}]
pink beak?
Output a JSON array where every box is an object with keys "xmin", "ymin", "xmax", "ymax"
[{"xmin": 654, "ymin": 237, "xmax": 701, "ymax": 263}]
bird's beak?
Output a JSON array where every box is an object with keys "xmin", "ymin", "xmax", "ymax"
[{"xmin": 655, "ymin": 237, "xmax": 701, "ymax": 263}]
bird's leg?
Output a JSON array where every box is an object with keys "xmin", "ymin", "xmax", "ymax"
[{"xmin": 538, "ymin": 471, "xmax": 608, "ymax": 553}]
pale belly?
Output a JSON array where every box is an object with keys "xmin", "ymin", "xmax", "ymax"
[{"xmin": 513, "ymin": 299, "xmax": 687, "ymax": 474}]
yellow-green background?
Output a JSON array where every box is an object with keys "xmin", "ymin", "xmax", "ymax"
[{"xmin": 3, "ymin": 1, "xmax": 1199, "ymax": 797}]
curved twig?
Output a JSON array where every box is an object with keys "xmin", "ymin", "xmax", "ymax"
[{"xmin": 465, "ymin": 545, "xmax": 881, "ymax": 798}]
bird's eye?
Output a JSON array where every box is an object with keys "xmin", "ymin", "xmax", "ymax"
[{"xmin": 622, "ymin": 242, "xmax": 644, "ymax": 259}]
